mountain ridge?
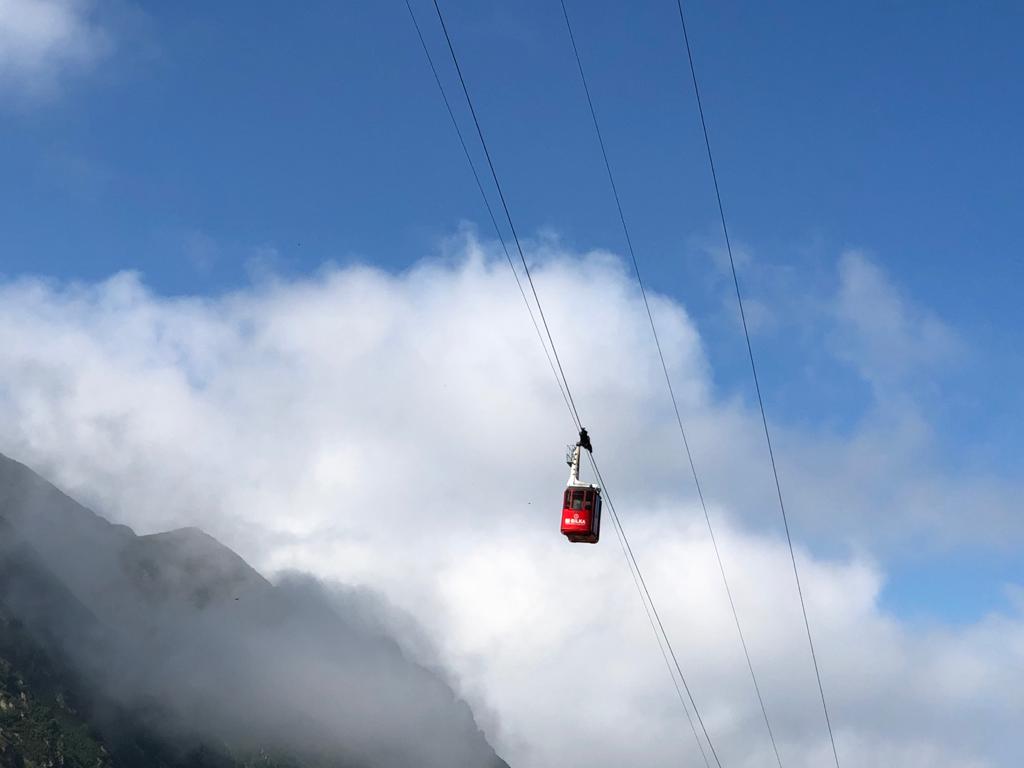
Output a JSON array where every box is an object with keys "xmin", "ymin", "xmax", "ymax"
[{"xmin": 0, "ymin": 451, "xmax": 508, "ymax": 768}]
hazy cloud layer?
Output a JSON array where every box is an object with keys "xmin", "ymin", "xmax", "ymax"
[
  {"xmin": 0, "ymin": 236, "xmax": 1020, "ymax": 766},
  {"xmin": 0, "ymin": 0, "xmax": 109, "ymax": 99},
  {"xmin": 832, "ymin": 250, "xmax": 962, "ymax": 394}
]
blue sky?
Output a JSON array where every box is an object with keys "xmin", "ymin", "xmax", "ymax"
[
  {"xmin": 2, "ymin": 0, "xmax": 1023, "ymax": 625},
  {"xmin": 5, "ymin": 5, "xmax": 1024, "ymax": 761}
]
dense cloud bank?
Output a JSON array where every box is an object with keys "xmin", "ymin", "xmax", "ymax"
[{"xmin": 0, "ymin": 238, "xmax": 1021, "ymax": 766}]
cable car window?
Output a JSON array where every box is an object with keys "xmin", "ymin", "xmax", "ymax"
[{"xmin": 571, "ymin": 490, "xmax": 584, "ymax": 510}]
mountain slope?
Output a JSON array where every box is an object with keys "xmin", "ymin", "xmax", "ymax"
[
  {"xmin": 0, "ymin": 607, "xmax": 111, "ymax": 768},
  {"xmin": 0, "ymin": 453, "xmax": 508, "ymax": 768}
]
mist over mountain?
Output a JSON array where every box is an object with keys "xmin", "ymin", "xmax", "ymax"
[{"xmin": 0, "ymin": 452, "xmax": 508, "ymax": 768}]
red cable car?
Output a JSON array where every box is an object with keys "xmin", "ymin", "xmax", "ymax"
[{"xmin": 560, "ymin": 429, "xmax": 602, "ymax": 544}]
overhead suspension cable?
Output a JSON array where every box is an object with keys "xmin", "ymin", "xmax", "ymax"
[
  {"xmin": 407, "ymin": 1, "xmax": 726, "ymax": 764},
  {"xmin": 670, "ymin": 2, "xmax": 841, "ymax": 765},
  {"xmin": 586, "ymin": 452, "xmax": 722, "ymax": 768},
  {"xmin": 402, "ymin": 0, "xmax": 575, "ymax": 421},
  {"xmin": 428, "ymin": 0, "xmax": 584, "ymax": 431},
  {"xmin": 402, "ymin": 16, "xmax": 678, "ymax": 741},
  {"xmin": 557, "ymin": 2, "xmax": 783, "ymax": 765}
]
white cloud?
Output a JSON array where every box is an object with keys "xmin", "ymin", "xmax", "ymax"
[
  {"xmin": 832, "ymin": 250, "xmax": 961, "ymax": 394},
  {"xmin": 0, "ymin": 0, "xmax": 109, "ymax": 99},
  {"xmin": 0, "ymin": 236, "xmax": 1020, "ymax": 766}
]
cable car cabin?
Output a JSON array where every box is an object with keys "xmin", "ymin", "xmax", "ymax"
[
  {"xmin": 560, "ymin": 429, "xmax": 601, "ymax": 543},
  {"xmin": 561, "ymin": 486, "xmax": 602, "ymax": 543}
]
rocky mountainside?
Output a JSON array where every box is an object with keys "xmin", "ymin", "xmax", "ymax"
[{"xmin": 0, "ymin": 453, "xmax": 508, "ymax": 768}]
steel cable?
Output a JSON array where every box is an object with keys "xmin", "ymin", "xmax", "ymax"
[
  {"xmin": 557, "ymin": 1, "xmax": 784, "ymax": 764},
  {"xmin": 406, "ymin": 1, "xmax": 729, "ymax": 763},
  {"xmin": 670, "ymin": 2, "xmax": 841, "ymax": 764}
]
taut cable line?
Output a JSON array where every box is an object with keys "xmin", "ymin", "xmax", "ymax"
[
  {"xmin": 430, "ymin": 0, "xmax": 584, "ymax": 430},
  {"xmin": 403, "ymin": 0, "xmax": 575, "ymax": 421},
  {"xmin": 670, "ymin": 1, "xmax": 841, "ymax": 764},
  {"xmin": 407, "ymin": 0, "xmax": 731, "ymax": 763},
  {"xmin": 557, "ymin": 1, "xmax": 784, "ymax": 764}
]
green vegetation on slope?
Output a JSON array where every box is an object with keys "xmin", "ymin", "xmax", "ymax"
[
  {"xmin": 0, "ymin": 614, "xmax": 307, "ymax": 768},
  {"xmin": 0, "ymin": 614, "xmax": 110, "ymax": 768}
]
